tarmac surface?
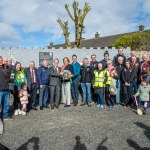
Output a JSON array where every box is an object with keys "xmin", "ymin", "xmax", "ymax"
[{"xmin": 0, "ymin": 104, "xmax": 150, "ymax": 150}]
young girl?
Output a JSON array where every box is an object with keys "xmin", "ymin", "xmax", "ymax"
[
  {"xmin": 19, "ymin": 83, "xmax": 29, "ymax": 115},
  {"xmin": 135, "ymin": 80, "xmax": 150, "ymax": 114}
]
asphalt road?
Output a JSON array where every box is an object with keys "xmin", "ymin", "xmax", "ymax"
[{"xmin": 0, "ymin": 105, "xmax": 150, "ymax": 150}]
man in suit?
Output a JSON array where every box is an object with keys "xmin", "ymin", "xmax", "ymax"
[
  {"xmin": 24, "ymin": 61, "xmax": 39, "ymax": 111},
  {"xmin": 49, "ymin": 58, "xmax": 61, "ymax": 109}
]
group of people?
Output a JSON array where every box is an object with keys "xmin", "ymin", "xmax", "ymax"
[{"xmin": 0, "ymin": 47, "xmax": 150, "ymax": 120}]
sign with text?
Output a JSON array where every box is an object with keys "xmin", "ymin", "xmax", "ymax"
[{"xmin": 39, "ymin": 52, "xmax": 53, "ymax": 66}]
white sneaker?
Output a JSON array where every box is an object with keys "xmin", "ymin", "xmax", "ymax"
[
  {"xmin": 18, "ymin": 109, "xmax": 22, "ymax": 115},
  {"xmin": 22, "ymin": 111, "xmax": 26, "ymax": 116},
  {"xmin": 14, "ymin": 110, "xmax": 18, "ymax": 116},
  {"xmin": 100, "ymin": 105, "xmax": 104, "ymax": 109},
  {"xmin": 97, "ymin": 104, "xmax": 100, "ymax": 108}
]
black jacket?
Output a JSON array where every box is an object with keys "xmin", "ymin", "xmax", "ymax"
[
  {"xmin": 127, "ymin": 57, "xmax": 140, "ymax": 63},
  {"xmin": 131, "ymin": 63, "xmax": 140, "ymax": 80},
  {"xmin": 121, "ymin": 67, "xmax": 134, "ymax": 84},
  {"xmin": 100, "ymin": 59, "xmax": 110, "ymax": 69},
  {"xmin": 24, "ymin": 67, "xmax": 39, "ymax": 91},
  {"xmin": 115, "ymin": 64, "xmax": 125, "ymax": 79},
  {"xmin": 80, "ymin": 65, "xmax": 94, "ymax": 83},
  {"xmin": 0, "ymin": 65, "xmax": 11, "ymax": 90},
  {"xmin": 113, "ymin": 54, "xmax": 126, "ymax": 66},
  {"xmin": 90, "ymin": 61, "xmax": 98, "ymax": 70}
]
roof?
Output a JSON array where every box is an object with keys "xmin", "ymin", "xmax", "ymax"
[{"xmin": 48, "ymin": 29, "xmax": 150, "ymax": 49}]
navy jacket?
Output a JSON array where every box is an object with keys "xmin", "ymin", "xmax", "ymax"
[{"xmin": 37, "ymin": 65, "xmax": 50, "ymax": 85}]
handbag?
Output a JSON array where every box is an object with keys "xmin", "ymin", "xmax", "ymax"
[{"xmin": 94, "ymin": 87, "xmax": 104, "ymax": 94}]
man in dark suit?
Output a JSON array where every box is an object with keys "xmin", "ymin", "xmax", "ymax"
[
  {"xmin": 24, "ymin": 61, "xmax": 39, "ymax": 111},
  {"xmin": 49, "ymin": 58, "xmax": 61, "ymax": 109}
]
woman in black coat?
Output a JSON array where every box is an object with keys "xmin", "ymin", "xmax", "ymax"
[{"xmin": 121, "ymin": 60, "xmax": 135, "ymax": 107}]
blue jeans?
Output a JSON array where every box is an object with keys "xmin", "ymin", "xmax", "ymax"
[
  {"xmin": 0, "ymin": 90, "xmax": 10, "ymax": 118},
  {"xmin": 81, "ymin": 83, "xmax": 92, "ymax": 103},
  {"xmin": 72, "ymin": 77, "xmax": 79, "ymax": 103},
  {"xmin": 116, "ymin": 79, "xmax": 121, "ymax": 104},
  {"xmin": 39, "ymin": 85, "xmax": 48, "ymax": 107},
  {"xmin": 97, "ymin": 94, "xmax": 104, "ymax": 105}
]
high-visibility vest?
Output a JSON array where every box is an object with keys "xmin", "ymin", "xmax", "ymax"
[
  {"xmin": 106, "ymin": 71, "xmax": 111, "ymax": 85},
  {"xmin": 94, "ymin": 70, "xmax": 111, "ymax": 87}
]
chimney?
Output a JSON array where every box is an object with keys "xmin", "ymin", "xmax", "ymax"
[
  {"xmin": 95, "ymin": 32, "xmax": 100, "ymax": 38},
  {"xmin": 139, "ymin": 25, "xmax": 144, "ymax": 32},
  {"xmin": 50, "ymin": 42, "xmax": 54, "ymax": 46}
]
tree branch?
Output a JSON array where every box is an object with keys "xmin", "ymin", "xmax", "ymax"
[{"xmin": 65, "ymin": 4, "xmax": 75, "ymax": 22}]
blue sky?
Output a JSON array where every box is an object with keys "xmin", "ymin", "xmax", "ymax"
[{"xmin": 0, "ymin": 0, "xmax": 150, "ymax": 48}]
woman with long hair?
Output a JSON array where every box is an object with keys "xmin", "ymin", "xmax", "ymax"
[
  {"xmin": 14, "ymin": 62, "xmax": 27, "ymax": 115},
  {"xmin": 121, "ymin": 60, "xmax": 135, "ymax": 107},
  {"xmin": 61, "ymin": 57, "xmax": 73, "ymax": 107}
]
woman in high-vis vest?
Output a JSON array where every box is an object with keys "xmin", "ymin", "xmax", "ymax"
[{"xmin": 93, "ymin": 62, "xmax": 109, "ymax": 109}]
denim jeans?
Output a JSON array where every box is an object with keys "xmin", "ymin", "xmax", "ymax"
[
  {"xmin": 39, "ymin": 85, "xmax": 48, "ymax": 107},
  {"xmin": 72, "ymin": 77, "xmax": 79, "ymax": 103},
  {"xmin": 0, "ymin": 90, "xmax": 10, "ymax": 118},
  {"xmin": 97, "ymin": 94, "xmax": 104, "ymax": 105},
  {"xmin": 116, "ymin": 79, "xmax": 121, "ymax": 104},
  {"xmin": 81, "ymin": 83, "xmax": 92, "ymax": 103}
]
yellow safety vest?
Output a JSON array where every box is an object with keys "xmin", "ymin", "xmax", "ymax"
[
  {"xmin": 106, "ymin": 71, "xmax": 111, "ymax": 85},
  {"xmin": 94, "ymin": 69, "xmax": 111, "ymax": 87}
]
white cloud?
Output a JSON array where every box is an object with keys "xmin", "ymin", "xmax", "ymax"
[
  {"xmin": 0, "ymin": 22, "xmax": 21, "ymax": 47},
  {"xmin": 0, "ymin": 0, "xmax": 150, "ymax": 47}
]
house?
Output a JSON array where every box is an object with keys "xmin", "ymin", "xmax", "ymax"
[{"xmin": 48, "ymin": 25, "xmax": 150, "ymax": 49}]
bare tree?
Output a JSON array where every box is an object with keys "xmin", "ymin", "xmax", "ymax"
[{"xmin": 57, "ymin": 1, "xmax": 91, "ymax": 48}]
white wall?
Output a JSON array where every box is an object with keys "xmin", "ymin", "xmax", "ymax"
[{"xmin": 0, "ymin": 47, "xmax": 131, "ymax": 67}]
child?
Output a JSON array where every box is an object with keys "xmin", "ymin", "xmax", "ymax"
[
  {"xmin": 135, "ymin": 80, "xmax": 150, "ymax": 114},
  {"xmin": 19, "ymin": 83, "xmax": 29, "ymax": 115}
]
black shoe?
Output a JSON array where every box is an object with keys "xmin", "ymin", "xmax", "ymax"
[
  {"xmin": 40, "ymin": 107, "xmax": 43, "ymax": 110},
  {"xmin": 88, "ymin": 103, "xmax": 91, "ymax": 107},
  {"xmin": 55, "ymin": 105, "xmax": 59, "ymax": 109},
  {"xmin": 80, "ymin": 103, "xmax": 86, "ymax": 106},
  {"xmin": 3, "ymin": 116, "xmax": 13, "ymax": 121},
  {"xmin": 73, "ymin": 103, "xmax": 78, "ymax": 106},
  {"xmin": 45, "ymin": 105, "xmax": 50, "ymax": 108},
  {"xmin": 31, "ymin": 106, "xmax": 38, "ymax": 110},
  {"xmin": 51, "ymin": 105, "xmax": 54, "ymax": 109},
  {"xmin": 64, "ymin": 105, "xmax": 70, "ymax": 107},
  {"xmin": 143, "ymin": 108, "xmax": 147, "ymax": 115}
]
